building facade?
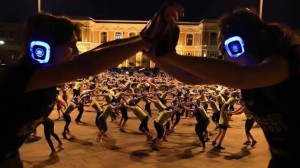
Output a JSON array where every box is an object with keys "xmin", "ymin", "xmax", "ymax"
[
  {"xmin": 71, "ymin": 17, "xmax": 220, "ymax": 68},
  {"xmin": 0, "ymin": 17, "xmax": 220, "ymax": 67}
]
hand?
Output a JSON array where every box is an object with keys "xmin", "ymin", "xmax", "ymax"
[
  {"xmin": 140, "ymin": 2, "xmax": 184, "ymax": 43},
  {"xmin": 143, "ymin": 23, "xmax": 180, "ymax": 58},
  {"xmin": 155, "ymin": 25, "xmax": 180, "ymax": 57},
  {"xmin": 160, "ymin": 2, "xmax": 184, "ymax": 35}
]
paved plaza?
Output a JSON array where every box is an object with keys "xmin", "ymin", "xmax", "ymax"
[{"xmin": 20, "ymin": 102, "xmax": 271, "ymax": 168}]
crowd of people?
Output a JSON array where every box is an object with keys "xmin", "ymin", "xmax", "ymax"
[{"xmin": 50, "ymin": 68, "xmax": 248, "ymax": 152}]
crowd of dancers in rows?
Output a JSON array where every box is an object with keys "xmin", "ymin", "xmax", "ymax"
[{"xmin": 37, "ymin": 68, "xmax": 257, "ymax": 156}]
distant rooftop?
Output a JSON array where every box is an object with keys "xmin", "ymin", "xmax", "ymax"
[{"xmin": 68, "ymin": 16, "xmax": 217, "ymax": 26}]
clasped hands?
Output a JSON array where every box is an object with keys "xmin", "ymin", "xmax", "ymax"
[{"xmin": 140, "ymin": 2, "xmax": 184, "ymax": 57}]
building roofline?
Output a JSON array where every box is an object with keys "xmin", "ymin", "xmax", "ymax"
[
  {"xmin": 68, "ymin": 16, "xmax": 215, "ymax": 25},
  {"xmin": 200, "ymin": 19, "xmax": 219, "ymax": 23}
]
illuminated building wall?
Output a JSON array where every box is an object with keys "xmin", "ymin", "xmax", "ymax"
[
  {"xmin": 70, "ymin": 17, "xmax": 220, "ymax": 68},
  {"xmin": 0, "ymin": 18, "xmax": 220, "ymax": 67}
]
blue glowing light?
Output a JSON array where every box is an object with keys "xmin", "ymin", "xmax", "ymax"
[
  {"xmin": 30, "ymin": 41, "xmax": 50, "ymax": 64},
  {"xmin": 224, "ymin": 36, "xmax": 245, "ymax": 58}
]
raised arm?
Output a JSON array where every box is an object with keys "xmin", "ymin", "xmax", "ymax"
[
  {"xmin": 27, "ymin": 36, "xmax": 151, "ymax": 92},
  {"xmin": 26, "ymin": 2, "xmax": 184, "ymax": 92}
]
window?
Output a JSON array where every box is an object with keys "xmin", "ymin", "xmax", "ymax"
[
  {"xmin": 115, "ymin": 32, "xmax": 122, "ymax": 39},
  {"xmin": 210, "ymin": 32, "xmax": 218, "ymax": 45},
  {"xmin": 209, "ymin": 51, "xmax": 219, "ymax": 57},
  {"xmin": 186, "ymin": 52, "xmax": 193, "ymax": 56},
  {"xmin": 186, "ymin": 34, "xmax": 193, "ymax": 46},
  {"xmin": 129, "ymin": 32, "xmax": 136, "ymax": 37},
  {"xmin": 101, "ymin": 32, "xmax": 107, "ymax": 43},
  {"xmin": 202, "ymin": 49, "xmax": 207, "ymax": 57},
  {"xmin": 204, "ymin": 32, "xmax": 210, "ymax": 45}
]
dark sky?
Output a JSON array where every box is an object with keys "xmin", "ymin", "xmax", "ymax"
[{"xmin": 0, "ymin": 0, "xmax": 299, "ymax": 29}]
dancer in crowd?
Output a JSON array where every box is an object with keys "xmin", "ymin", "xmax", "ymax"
[
  {"xmin": 168, "ymin": 97, "xmax": 182, "ymax": 133},
  {"xmin": 42, "ymin": 117, "xmax": 63, "ymax": 157},
  {"xmin": 152, "ymin": 106, "xmax": 180, "ymax": 151},
  {"xmin": 182, "ymin": 103, "xmax": 210, "ymax": 151},
  {"xmin": 61, "ymin": 83, "xmax": 71, "ymax": 106},
  {"xmin": 231, "ymin": 100, "xmax": 257, "ymax": 147},
  {"xmin": 55, "ymin": 95, "xmax": 67, "ymax": 120},
  {"xmin": 123, "ymin": 101, "xmax": 153, "ymax": 141},
  {"xmin": 212, "ymin": 103, "xmax": 231, "ymax": 150},
  {"xmin": 61, "ymin": 96, "xmax": 80, "ymax": 139},
  {"xmin": 96, "ymin": 103, "xmax": 122, "ymax": 142}
]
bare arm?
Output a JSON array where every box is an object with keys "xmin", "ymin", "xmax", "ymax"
[
  {"xmin": 146, "ymin": 52, "xmax": 208, "ymax": 85},
  {"xmin": 231, "ymin": 105, "xmax": 245, "ymax": 115},
  {"xmin": 149, "ymin": 52, "xmax": 289, "ymax": 89},
  {"xmin": 26, "ymin": 36, "xmax": 151, "ymax": 92}
]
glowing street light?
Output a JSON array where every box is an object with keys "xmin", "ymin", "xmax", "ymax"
[
  {"xmin": 259, "ymin": 0, "xmax": 263, "ymax": 19},
  {"xmin": 38, "ymin": 0, "xmax": 41, "ymax": 12}
]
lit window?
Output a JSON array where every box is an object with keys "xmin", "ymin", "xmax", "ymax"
[
  {"xmin": 204, "ymin": 32, "xmax": 209, "ymax": 45},
  {"xmin": 186, "ymin": 52, "xmax": 193, "ymax": 56},
  {"xmin": 210, "ymin": 32, "xmax": 218, "ymax": 45},
  {"xmin": 186, "ymin": 34, "xmax": 193, "ymax": 46},
  {"xmin": 101, "ymin": 32, "xmax": 107, "ymax": 43},
  {"xmin": 203, "ymin": 49, "xmax": 207, "ymax": 57},
  {"xmin": 129, "ymin": 32, "xmax": 136, "ymax": 37},
  {"xmin": 115, "ymin": 32, "xmax": 122, "ymax": 39},
  {"xmin": 209, "ymin": 52, "xmax": 218, "ymax": 57}
]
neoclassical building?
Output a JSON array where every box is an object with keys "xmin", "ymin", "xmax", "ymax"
[
  {"xmin": 0, "ymin": 17, "xmax": 220, "ymax": 67},
  {"xmin": 71, "ymin": 17, "xmax": 220, "ymax": 68}
]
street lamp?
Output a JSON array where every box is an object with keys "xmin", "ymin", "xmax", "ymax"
[
  {"xmin": 38, "ymin": 0, "xmax": 41, "ymax": 12},
  {"xmin": 259, "ymin": 0, "xmax": 263, "ymax": 19}
]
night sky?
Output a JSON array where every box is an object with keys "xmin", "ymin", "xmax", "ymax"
[{"xmin": 0, "ymin": 0, "xmax": 299, "ymax": 29}]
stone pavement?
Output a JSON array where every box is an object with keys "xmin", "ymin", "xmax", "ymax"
[{"xmin": 20, "ymin": 103, "xmax": 271, "ymax": 168}]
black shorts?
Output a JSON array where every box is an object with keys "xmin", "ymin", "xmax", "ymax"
[
  {"xmin": 120, "ymin": 106, "xmax": 128, "ymax": 120},
  {"xmin": 245, "ymin": 118, "xmax": 255, "ymax": 134},
  {"xmin": 212, "ymin": 111, "xmax": 220, "ymax": 123},
  {"xmin": 154, "ymin": 121, "xmax": 164, "ymax": 139},
  {"xmin": 218, "ymin": 124, "xmax": 228, "ymax": 130},
  {"xmin": 97, "ymin": 117, "xmax": 108, "ymax": 132},
  {"xmin": 73, "ymin": 89, "xmax": 80, "ymax": 97}
]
